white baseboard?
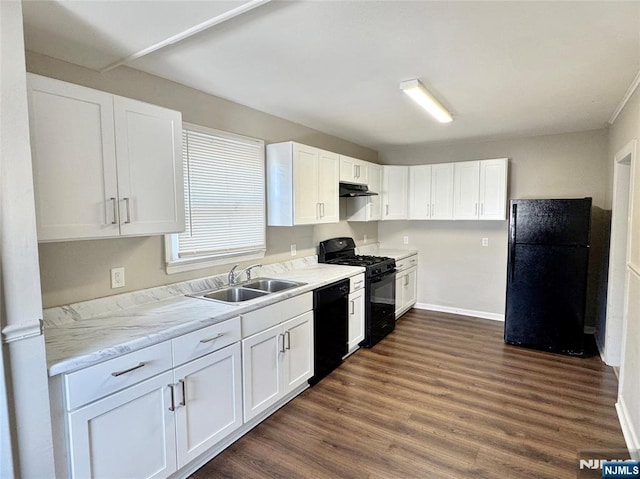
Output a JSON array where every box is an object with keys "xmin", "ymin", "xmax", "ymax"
[
  {"xmin": 616, "ymin": 397, "xmax": 640, "ymax": 459},
  {"xmin": 414, "ymin": 302, "xmax": 504, "ymax": 322}
]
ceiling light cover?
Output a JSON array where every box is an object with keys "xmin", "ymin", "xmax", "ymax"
[{"xmin": 400, "ymin": 79, "xmax": 453, "ymax": 123}]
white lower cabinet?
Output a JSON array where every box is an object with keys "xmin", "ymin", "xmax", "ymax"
[
  {"xmin": 395, "ymin": 254, "xmax": 418, "ymax": 318},
  {"xmin": 242, "ymin": 310, "xmax": 314, "ymax": 422},
  {"xmin": 61, "ymin": 318, "xmax": 243, "ymax": 479},
  {"xmin": 68, "ymin": 371, "xmax": 177, "ymax": 479},
  {"xmin": 174, "ymin": 344, "xmax": 243, "ymax": 468},
  {"xmin": 346, "ymin": 274, "xmax": 365, "ymax": 354}
]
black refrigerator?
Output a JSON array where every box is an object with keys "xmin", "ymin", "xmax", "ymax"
[{"xmin": 504, "ymin": 198, "xmax": 592, "ymax": 355}]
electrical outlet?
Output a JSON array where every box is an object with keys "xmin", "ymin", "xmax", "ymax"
[
  {"xmin": 111, "ymin": 267, "xmax": 125, "ymax": 289},
  {"xmin": 290, "ymin": 244, "xmax": 297, "ymax": 256},
  {"xmin": 403, "ymin": 236, "xmax": 409, "ymax": 245},
  {"xmin": 482, "ymin": 238, "xmax": 489, "ymax": 247}
]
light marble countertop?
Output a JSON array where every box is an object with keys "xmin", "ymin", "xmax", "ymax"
[{"xmin": 45, "ymin": 259, "xmax": 364, "ymax": 376}]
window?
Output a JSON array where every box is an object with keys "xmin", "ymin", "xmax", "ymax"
[{"xmin": 165, "ymin": 123, "xmax": 266, "ymax": 274}]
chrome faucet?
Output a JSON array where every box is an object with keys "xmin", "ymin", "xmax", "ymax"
[{"xmin": 228, "ymin": 263, "xmax": 262, "ymax": 285}]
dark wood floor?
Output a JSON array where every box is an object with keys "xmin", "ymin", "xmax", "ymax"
[{"xmin": 190, "ymin": 309, "xmax": 626, "ymax": 479}]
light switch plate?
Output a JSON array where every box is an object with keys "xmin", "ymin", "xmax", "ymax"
[
  {"xmin": 482, "ymin": 238, "xmax": 489, "ymax": 247},
  {"xmin": 403, "ymin": 236, "xmax": 409, "ymax": 245},
  {"xmin": 290, "ymin": 244, "xmax": 297, "ymax": 256},
  {"xmin": 111, "ymin": 267, "xmax": 125, "ymax": 288}
]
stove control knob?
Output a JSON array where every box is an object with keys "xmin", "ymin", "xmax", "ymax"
[{"xmin": 373, "ymin": 268, "xmax": 381, "ymax": 275}]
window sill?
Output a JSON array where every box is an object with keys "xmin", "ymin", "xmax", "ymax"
[{"xmin": 165, "ymin": 250, "xmax": 266, "ymax": 275}]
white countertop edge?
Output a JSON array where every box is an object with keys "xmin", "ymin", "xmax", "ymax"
[{"xmin": 46, "ymin": 264, "xmax": 365, "ymax": 376}]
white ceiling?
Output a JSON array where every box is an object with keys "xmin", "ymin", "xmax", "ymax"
[{"xmin": 22, "ymin": 1, "xmax": 640, "ymax": 151}]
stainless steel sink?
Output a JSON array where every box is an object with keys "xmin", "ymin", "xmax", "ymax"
[
  {"xmin": 190, "ymin": 278, "xmax": 305, "ymax": 304},
  {"xmin": 201, "ymin": 287, "xmax": 269, "ymax": 302},
  {"xmin": 242, "ymin": 278, "xmax": 306, "ymax": 293}
]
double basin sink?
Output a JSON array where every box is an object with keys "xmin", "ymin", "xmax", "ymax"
[{"xmin": 191, "ymin": 278, "xmax": 306, "ymax": 304}]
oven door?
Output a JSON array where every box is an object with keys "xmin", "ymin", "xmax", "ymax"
[{"xmin": 363, "ymin": 270, "xmax": 396, "ymax": 347}]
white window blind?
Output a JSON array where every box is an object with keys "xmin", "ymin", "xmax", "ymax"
[{"xmin": 172, "ymin": 124, "xmax": 265, "ymax": 265}]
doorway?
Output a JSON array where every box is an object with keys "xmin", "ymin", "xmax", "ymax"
[{"xmin": 598, "ymin": 140, "xmax": 636, "ymax": 366}]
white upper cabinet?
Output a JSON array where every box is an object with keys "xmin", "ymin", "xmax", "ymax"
[
  {"xmin": 113, "ymin": 97, "xmax": 184, "ymax": 236},
  {"xmin": 339, "ymin": 155, "xmax": 369, "ymax": 185},
  {"xmin": 479, "ymin": 159, "xmax": 508, "ymax": 220},
  {"xmin": 267, "ymin": 142, "xmax": 339, "ymax": 226},
  {"xmin": 382, "ymin": 166, "xmax": 409, "ymax": 220},
  {"xmin": 453, "ymin": 161, "xmax": 480, "ymax": 219},
  {"xmin": 27, "ymin": 74, "xmax": 184, "ymax": 241},
  {"xmin": 408, "ymin": 165, "xmax": 432, "ymax": 220},
  {"xmin": 453, "ymin": 158, "xmax": 508, "ymax": 220},
  {"xmin": 345, "ymin": 163, "xmax": 382, "ymax": 222},
  {"xmin": 430, "ymin": 163, "xmax": 455, "ymax": 220},
  {"xmin": 409, "ymin": 164, "xmax": 454, "ymax": 220}
]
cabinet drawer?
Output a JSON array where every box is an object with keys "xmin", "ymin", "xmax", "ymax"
[
  {"xmin": 64, "ymin": 341, "xmax": 172, "ymax": 410},
  {"xmin": 396, "ymin": 255, "xmax": 418, "ymax": 272},
  {"xmin": 350, "ymin": 274, "xmax": 365, "ymax": 293},
  {"xmin": 172, "ymin": 317, "xmax": 241, "ymax": 367},
  {"xmin": 241, "ymin": 292, "xmax": 312, "ymax": 338}
]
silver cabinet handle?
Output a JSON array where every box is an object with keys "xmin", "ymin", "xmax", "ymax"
[
  {"xmin": 320, "ymin": 202, "xmax": 325, "ymax": 217},
  {"xmin": 385, "ymin": 204, "xmax": 389, "ymax": 216},
  {"xmin": 279, "ymin": 333, "xmax": 285, "ymax": 353},
  {"xmin": 110, "ymin": 197, "xmax": 118, "ymax": 224},
  {"xmin": 475, "ymin": 202, "xmax": 478, "ymax": 216},
  {"xmin": 354, "ymin": 280, "xmax": 364, "ymax": 289},
  {"xmin": 405, "ymin": 275, "xmax": 409, "ymax": 286},
  {"xmin": 200, "ymin": 332, "xmax": 224, "ymax": 344},
  {"xmin": 316, "ymin": 203, "xmax": 321, "ymax": 219},
  {"xmin": 410, "ymin": 259, "xmax": 417, "ymax": 265},
  {"xmin": 178, "ymin": 379, "xmax": 186, "ymax": 407},
  {"xmin": 111, "ymin": 362, "xmax": 145, "ymax": 377},
  {"xmin": 285, "ymin": 330, "xmax": 291, "ymax": 350},
  {"xmin": 350, "ymin": 300, "xmax": 355, "ymax": 315},
  {"xmin": 481, "ymin": 203, "xmax": 484, "ymax": 216},
  {"xmin": 123, "ymin": 197, "xmax": 132, "ymax": 224},
  {"xmin": 168, "ymin": 384, "xmax": 176, "ymax": 411}
]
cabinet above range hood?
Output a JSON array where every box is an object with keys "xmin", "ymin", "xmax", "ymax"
[{"xmin": 339, "ymin": 182, "xmax": 378, "ymax": 197}]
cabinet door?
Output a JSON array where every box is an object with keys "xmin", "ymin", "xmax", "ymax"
[
  {"xmin": 68, "ymin": 371, "xmax": 176, "ymax": 479},
  {"xmin": 368, "ymin": 164, "xmax": 383, "ymax": 221},
  {"xmin": 242, "ymin": 323, "xmax": 283, "ymax": 421},
  {"xmin": 382, "ymin": 166, "xmax": 409, "ymax": 220},
  {"xmin": 479, "ymin": 159, "xmax": 508, "ymax": 220},
  {"xmin": 27, "ymin": 74, "xmax": 120, "ymax": 241},
  {"xmin": 453, "ymin": 161, "xmax": 480, "ymax": 219},
  {"xmin": 317, "ymin": 150, "xmax": 340, "ymax": 223},
  {"xmin": 404, "ymin": 267, "xmax": 418, "ymax": 310},
  {"xmin": 431, "ymin": 163, "xmax": 454, "ymax": 219},
  {"xmin": 281, "ymin": 311, "xmax": 314, "ymax": 393},
  {"xmin": 113, "ymin": 96, "xmax": 184, "ymax": 236},
  {"xmin": 409, "ymin": 165, "xmax": 432, "ymax": 219},
  {"xmin": 347, "ymin": 289, "xmax": 365, "ymax": 352},
  {"xmin": 174, "ymin": 343, "xmax": 242, "ymax": 467},
  {"xmin": 293, "ymin": 145, "xmax": 320, "ymax": 224},
  {"xmin": 339, "ymin": 155, "xmax": 358, "ymax": 183}
]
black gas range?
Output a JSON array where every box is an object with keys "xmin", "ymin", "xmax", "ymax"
[{"xmin": 318, "ymin": 237, "xmax": 396, "ymax": 347}]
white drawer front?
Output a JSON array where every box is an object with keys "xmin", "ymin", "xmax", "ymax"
[
  {"xmin": 349, "ymin": 274, "xmax": 365, "ymax": 293},
  {"xmin": 241, "ymin": 292, "xmax": 312, "ymax": 338},
  {"xmin": 396, "ymin": 254, "xmax": 417, "ymax": 272},
  {"xmin": 64, "ymin": 341, "xmax": 172, "ymax": 410},
  {"xmin": 172, "ymin": 317, "xmax": 241, "ymax": 367}
]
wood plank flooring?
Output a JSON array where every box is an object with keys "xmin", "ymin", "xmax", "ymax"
[{"xmin": 190, "ymin": 309, "xmax": 627, "ymax": 479}]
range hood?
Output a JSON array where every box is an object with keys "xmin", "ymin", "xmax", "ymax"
[{"xmin": 339, "ymin": 182, "xmax": 379, "ymax": 197}]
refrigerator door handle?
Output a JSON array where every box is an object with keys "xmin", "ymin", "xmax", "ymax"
[{"xmin": 510, "ymin": 203, "xmax": 517, "ymax": 281}]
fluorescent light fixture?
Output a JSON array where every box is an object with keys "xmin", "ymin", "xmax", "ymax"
[{"xmin": 400, "ymin": 79, "xmax": 453, "ymax": 123}]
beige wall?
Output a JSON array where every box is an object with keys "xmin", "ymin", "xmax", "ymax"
[
  {"xmin": 26, "ymin": 52, "xmax": 379, "ymax": 307},
  {"xmin": 378, "ymin": 129, "xmax": 610, "ymax": 318}
]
